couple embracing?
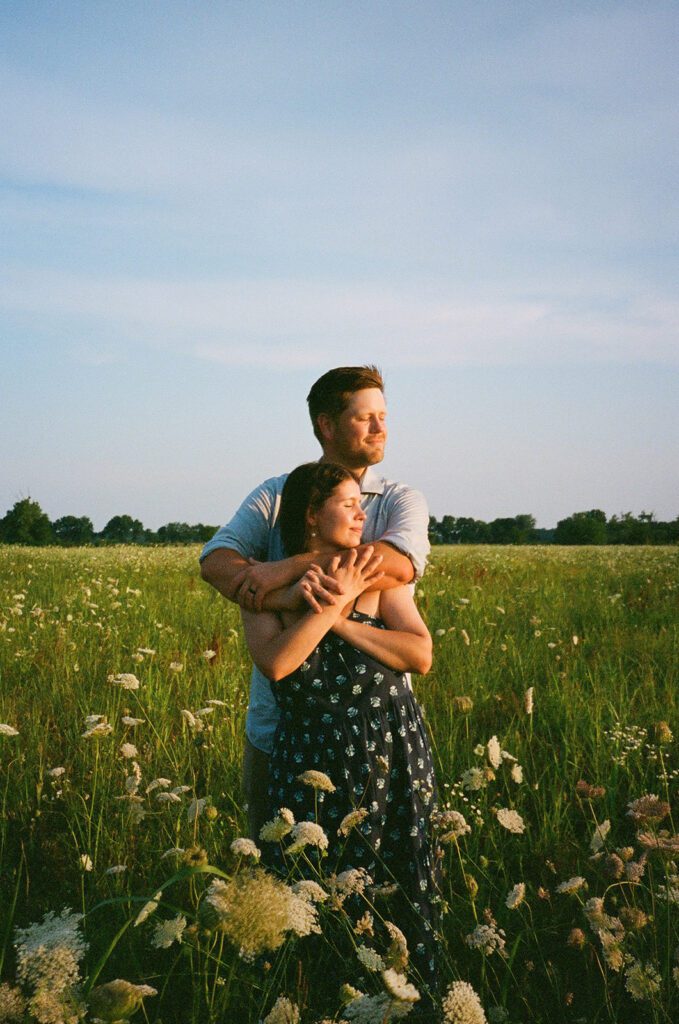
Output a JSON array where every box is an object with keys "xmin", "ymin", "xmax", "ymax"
[{"xmin": 200, "ymin": 366, "xmax": 439, "ymax": 1004}]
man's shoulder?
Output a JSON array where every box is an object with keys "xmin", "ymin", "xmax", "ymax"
[
  {"xmin": 371, "ymin": 473, "xmax": 427, "ymax": 504},
  {"xmin": 248, "ymin": 472, "xmax": 290, "ymax": 500}
]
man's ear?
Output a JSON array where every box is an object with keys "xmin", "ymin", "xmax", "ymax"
[{"xmin": 316, "ymin": 412, "xmax": 334, "ymax": 444}]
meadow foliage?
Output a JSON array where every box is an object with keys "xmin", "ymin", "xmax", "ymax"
[{"xmin": 0, "ymin": 544, "xmax": 677, "ymax": 1022}]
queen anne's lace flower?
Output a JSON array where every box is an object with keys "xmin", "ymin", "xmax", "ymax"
[
  {"xmin": 87, "ymin": 980, "xmax": 157, "ymax": 1021},
  {"xmin": 151, "ymin": 914, "xmax": 187, "ymax": 949},
  {"xmin": 381, "ymin": 970, "xmax": 420, "ymax": 1003},
  {"xmin": 260, "ymin": 808, "xmax": 295, "ymax": 842},
  {"xmin": 442, "ymin": 980, "xmax": 488, "ymax": 1024},
  {"xmin": 496, "ymin": 808, "xmax": 525, "ymax": 834},
  {"xmin": 357, "ymin": 945, "xmax": 385, "ymax": 972},
  {"xmin": 556, "ymin": 876, "xmax": 586, "ymax": 895},
  {"xmin": 590, "ymin": 819, "xmax": 611, "ymax": 853},
  {"xmin": 338, "ymin": 807, "xmax": 369, "ymax": 835},
  {"xmin": 486, "ymin": 736, "xmax": 502, "ymax": 769},
  {"xmin": 433, "ymin": 809, "xmax": 471, "ymax": 842},
  {"xmin": 296, "ymin": 770, "xmax": 336, "ymax": 792},
  {"xmin": 505, "ymin": 883, "xmax": 526, "ymax": 910},
  {"xmin": 0, "ymin": 723, "xmax": 19, "ymax": 736},
  {"xmin": 286, "ymin": 821, "xmax": 329, "ymax": 854},
  {"xmin": 465, "ymin": 924, "xmax": 506, "ymax": 957},
  {"xmin": 108, "ymin": 672, "xmax": 140, "ymax": 690},
  {"xmin": 263, "ymin": 995, "xmax": 300, "ymax": 1024},
  {"xmin": 230, "ymin": 837, "xmax": 261, "ymax": 860}
]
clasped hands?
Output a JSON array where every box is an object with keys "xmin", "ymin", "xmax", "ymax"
[{"xmin": 232, "ymin": 547, "xmax": 383, "ymax": 613}]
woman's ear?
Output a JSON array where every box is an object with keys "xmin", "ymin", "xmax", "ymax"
[{"xmin": 306, "ymin": 509, "xmax": 317, "ymax": 540}]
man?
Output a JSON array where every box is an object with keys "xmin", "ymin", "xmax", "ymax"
[{"xmin": 200, "ymin": 366, "xmax": 430, "ymax": 839}]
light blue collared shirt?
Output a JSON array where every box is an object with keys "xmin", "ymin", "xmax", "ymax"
[{"xmin": 200, "ymin": 465, "xmax": 430, "ymax": 753}]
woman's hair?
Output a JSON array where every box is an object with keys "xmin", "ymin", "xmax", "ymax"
[{"xmin": 279, "ymin": 462, "xmax": 355, "ymax": 555}]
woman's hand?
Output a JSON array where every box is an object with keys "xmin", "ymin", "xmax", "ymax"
[{"xmin": 325, "ymin": 547, "xmax": 384, "ymax": 605}]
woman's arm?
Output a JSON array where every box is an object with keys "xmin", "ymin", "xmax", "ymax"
[{"xmin": 331, "ymin": 586, "xmax": 432, "ymax": 675}]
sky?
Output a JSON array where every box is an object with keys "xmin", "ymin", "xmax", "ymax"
[{"xmin": 1, "ymin": 0, "xmax": 678, "ymax": 530}]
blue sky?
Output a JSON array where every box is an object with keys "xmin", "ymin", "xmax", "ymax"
[{"xmin": 2, "ymin": 1, "xmax": 678, "ymax": 529}]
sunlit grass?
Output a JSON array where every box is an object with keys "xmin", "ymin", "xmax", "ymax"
[{"xmin": 0, "ymin": 544, "xmax": 677, "ymax": 1022}]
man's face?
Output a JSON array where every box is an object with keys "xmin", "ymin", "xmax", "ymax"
[{"xmin": 321, "ymin": 388, "xmax": 387, "ymax": 471}]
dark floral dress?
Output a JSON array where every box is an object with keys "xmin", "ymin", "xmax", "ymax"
[{"xmin": 265, "ymin": 608, "xmax": 439, "ymax": 995}]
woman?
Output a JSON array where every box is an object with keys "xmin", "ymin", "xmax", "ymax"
[{"xmin": 240, "ymin": 462, "xmax": 438, "ymax": 995}]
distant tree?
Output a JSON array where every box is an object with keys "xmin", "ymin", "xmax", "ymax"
[
  {"xmin": 156, "ymin": 522, "xmax": 194, "ymax": 544},
  {"xmin": 456, "ymin": 517, "xmax": 491, "ymax": 543},
  {"xmin": 53, "ymin": 515, "xmax": 95, "ymax": 546},
  {"xmin": 100, "ymin": 515, "xmax": 147, "ymax": 544},
  {"xmin": 554, "ymin": 509, "xmax": 607, "ymax": 545},
  {"xmin": 488, "ymin": 515, "xmax": 536, "ymax": 544},
  {"xmin": 0, "ymin": 498, "xmax": 54, "ymax": 545}
]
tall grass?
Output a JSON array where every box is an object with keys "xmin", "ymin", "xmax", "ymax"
[{"xmin": 0, "ymin": 544, "xmax": 677, "ymax": 1022}]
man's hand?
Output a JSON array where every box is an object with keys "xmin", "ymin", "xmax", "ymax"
[
  {"xmin": 295, "ymin": 564, "xmax": 347, "ymax": 614},
  {"xmin": 232, "ymin": 558, "xmax": 295, "ymax": 611}
]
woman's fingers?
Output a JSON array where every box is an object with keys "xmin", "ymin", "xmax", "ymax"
[{"xmin": 354, "ymin": 545, "xmax": 374, "ymax": 571}]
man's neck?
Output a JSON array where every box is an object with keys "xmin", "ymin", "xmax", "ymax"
[{"xmin": 318, "ymin": 452, "xmax": 367, "ymax": 484}]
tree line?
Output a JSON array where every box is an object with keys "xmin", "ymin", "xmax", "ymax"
[
  {"xmin": 0, "ymin": 499, "xmax": 217, "ymax": 547},
  {"xmin": 1, "ymin": 498, "xmax": 677, "ymax": 547},
  {"xmin": 428, "ymin": 509, "xmax": 679, "ymax": 545}
]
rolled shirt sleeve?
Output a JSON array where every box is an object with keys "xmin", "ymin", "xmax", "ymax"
[
  {"xmin": 199, "ymin": 478, "xmax": 281, "ymax": 563},
  {"xmin": 378, "ymin": 485, "xmax": 430, "ymax": 580}
]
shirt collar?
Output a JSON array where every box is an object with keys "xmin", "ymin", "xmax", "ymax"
[{"xmin": 360, "ymin": 465, "xmax": 386, "ymax": 495}]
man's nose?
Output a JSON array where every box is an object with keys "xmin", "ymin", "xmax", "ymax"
[{"xmin": 369, "ymin": 417, "xmax": 384, "ymax": 433}]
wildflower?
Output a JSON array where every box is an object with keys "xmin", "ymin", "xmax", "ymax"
[
  {"xmin": 636, "ymin": 830, "xmax": 679, "ymax": 856},
  {"xmin": 486, "ymin": 736, "xmax": 502, "ymax": 769},
  {"xmin": 199, "ymin": 870, "xmax": 320, "ymax": 954},
  {"xmin": 88, "ymin": 979, "xmax": 157, "ymax": 1022},
  {"xmin": 146, "ymin": 777, "xmax": 171, "ymax": 793},
  {"xmin": 263, "ymin": 996, "xmax": 300, "ymax": 1024},
  {"xmin": 602, "ymin": 853, "xmax": 624, "ymax": 880},
  {"xmin": 108, "ymin": 672, "xmax": 140, "ymax": 690},
  {"xmin": 187, "ymin": 797, "xmax": 208, "ymax": 822},
  {"xmin": 583, "ymin": 897, "xmax": 622, "ymax": 933},
  {"xmin": 14, "ymin": 908, "xmax": 87, "ymax": 1018},
  {"xmin": 156, "ymin": 791, "xmax": 182, "ymax": 804},
  {"xmin": 286, "ymin": 821, "xmax": 329, "ymax": 854},
  {"xmin": 435, "ymin": 629, "xmax": 446, "ymax": 637},
  {"xmin": 0, "ymin": 723, "xmax": 19, "ymax": 736},
  {"xmin": 344, "ymin": 991, "xmax": 411, "ymax": 1021},
  {"xmin": 105, "ymin": 864, "xmax": 127, "ymax": 875},
  {"xmin": 0, "ymin": 983, "xmax": 25, "ymax": 1021},
  {"xmin": 151, "ymin": 914, "xmax": 186, "ymax": 949},
  {"xmin": 465, "ymin": 923, "xmax": 506, "ymax": 957},
  {"xmin": 47, "ymin": 766, "xmax": 66, "ymax": 778},
  {"xmin": 461, "ymin": 768, "xmax": 486, "ymax": 792},
  {"xmin": 169, "ymin": 661, "xmax": 183, "ymax": 672},
  {"xmin": 202, "ymin": 649, "xmax": 217, "ymax": 660},
  {"xmin": 180, "ymin": 709, "xmax": 201, "ymax": 730},
  {"xmin": 496, "ymin": 808, "xmax": 525, "ymax": 834},
  {"xmin": 555, "ymin": 876, "xmax": 586, "ymax": 895},
  {"xmin": 291, "ymin": 880, "xmax": 328, "ymax": 903},
  {"xmin": 442, "ymin": 980, "xmax": 487, "ymax": 1024},
  {"xmin": 452, "ymin": 696, "xmax": 473, "ymax": 713},
  {"xmin": 384, "ymin": 922, "xmax": 408, "ymax": 970},
  {"xmin": 183, "ymin": 846, "xmax": 208, "ymax": 868},
  {"xmin": 590, "ymin": 819, "xmax": 611, "ymax": 853},
  {"xmin": 433, "ymin": 809, "xmax": 471, "ymax": 842},
  {"xmin": 136, "ymin": 647, "xmax": 156, "ymax": 655},
  {"xmin": 654, "ymin": 720, "xmax": 673, "ymax": 744},
  {"xmin": 382, "ymin": 969, "xmax": 420, "ymax": 1003},
  {"xmin": 620, "ymin": 907, "xmax": 649, "ymax": 930},
  {"xmin": 120, "ymin": 742, "xmax": 138, "ymax": 759},
  {"xmin": 331, "ymin": 867, "xmax": 373, "ymax": 896},
  {"xmin": 627, "ymin": 794, "xmax": 670, "ymax": 825},
  {"xmin": 354, "ymin": 911, "xmax": 374, "ymax": 937},
  {"xmin": 576, "ymin": 779, "xmax": 606, "ymax": 799},
  {"xmin": 567, "ymin": 928, "xmax": 586, "ymax": 949},
  {"xmin": 338, "ymin": 807, "xmax": 369, "ymax": 835},
  {"xmin": 82, "ymin": 719, "xmax": 113, "ymax": 739},
  {"xmin": 357, "ymin": 945, "xmax": 386, "ymax": 971},
  {"xmin": 260, "ymin": 808, "xmax": 296, "ymax": 843},
  {"xmin": 523, "ymin": 688, "xmax": 534, "ymax": 715},
  {"xmin": 80, "ymin": 853, "xmax": 93, "ymax": 872},
  {"xmin": 134, "ymin": 891, "xmax": 162, "ymax": 926},
  {"xmin": 657, "ymin": 874, "xmax": 679, "ymax": 904},
  {"xmin": 194, "ymin": 706, "xmax": 214, "ymax": 718},
  {"xmin": 460, "ymin": 629, "xmax": 471, "ymax": 646},
  {"xmin": 505, "ymin": 883, "xmax": 525, "ymax": 910},
  {"xmin": 625, "ymin": 857, "xmax": 648, "ymax": 882},
  {"xmin": 230, "ymin": 837, "xmax": 261, "ymax": 860},
  {"xmin": 510, "ymin": 764, "xmax": 523, "ymax": 784},
  {"xmin": 297, "ymin": 769, "xmax": 336, "ymax": 792},
  {"xmin": 121, "ymin": 716, "xmax": 145, "ymax": 726}
]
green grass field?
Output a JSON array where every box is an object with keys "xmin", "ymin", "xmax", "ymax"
[{"xmin": 1, "ymin": 544, "xmax": 677, "ymax": 1023}]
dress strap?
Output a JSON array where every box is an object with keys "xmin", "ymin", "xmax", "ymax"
[{"xmin": 351, "ymin": 595, "xmax": 361, "ymax": 614}]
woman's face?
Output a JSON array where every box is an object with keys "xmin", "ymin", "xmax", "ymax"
[{"xmin": 309, "ymin": 478, "xmax": 366, "ymax": 550}]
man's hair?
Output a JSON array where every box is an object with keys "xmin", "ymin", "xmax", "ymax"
[
  {"xmin": 306, "ymin": 365, "xmax": 384, "ymax": 443},
  {"xmin": 279, "ymin": 462, "xmax": 354, "ymax": 556}
]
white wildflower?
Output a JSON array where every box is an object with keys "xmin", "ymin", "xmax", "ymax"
[
  {"xmin": 47, "ymin": 766, "xmax": 66, "ymax": 778},
  {"xmin": 120, "ymin": 742, "xmax": 138, "ymax": 759},
  {"xmin": 80, "ymin": 854, "xmax": 93, "ymax": 872},
  {"xmin": 108, "ymin": 672, "xmax": 140, "ymax": 690},
  {"xmin": 331, "ymin": 867, "xmax": 372, "ymax": 895},
  {"xmin": 187, "ymin": 797, "xmax": 208, "ymax": 822},
  {"xmin": 231, "ymin": 837, "xmax": 261, "ymax": 860},
  {"xmin": 202, "ymin": 649, "xmax": 217, "ymax": 660},
  {"xmin": 442, "ymin": 980, "xmax": 488, "ymax": 1024},
  {"xmin": 134, "ymin": 891, "xmax": 162, "ymax": 926},
  {"xmin": 180, "ymin": 709, "xmax": 200, "ymax": 729},
  {"xmin": 382, "ymin": 969, "xmax": 420, "ymax": 1003},
  {"xmin": 121, "ymin": 716, "xmax": 145, "ymax": 726},
  {"xmin": 82, "ymin": 719, "xmax": 113, "ymax": 739},
  {"xmin": 524, "ymin": 688, "xmax": 534, "ymax": 715},
  {"xmin": 156, "ymin": 791, "xmax": 182, "ymax": 804},
  {"xmin": 286, "ymin": 821, "xmax": 329, "ymax": 854},
  {"xmin": 146, "ymin": 777, "xmax": 171, "ymax": 793},
  {"xmin": 590, "ymin": 819, "xmax": 611, "ymax": 854},
  {"xmin": 496, "ymin": 808, "xmax": 525, "ymax": 834},
  {"xmin": 0, "ymin": 723, "xmax": 19, "ymax": 736},
  {"xmin": 486, "ymin": 735, "xmax": 502, "ymax": 769},
  {"xmin": 151, "ymin": 914, "xmax": 187, "ymax": 949},
  {"xmin": 505, "ymin": 883, "xmax": 526, "ymax": 910},
  {"xmin": 105, "ymin": 864, "xmax": 127, "ymax": 875},
  {"xmin": 338, "ymin": 807, "xmax": 369, "ymax": 835},
  {"xmin": 260, "ymin": 808, "xmax": 295, "ymax": 843},
  {"xmin": 357, "ymin": 945, "xmax": 385, "ymax": 971},
  {"xmin": 297, "ymin": 769, "xmax": 336, "ymax": 792},
  {"xmin": 263, "ymin": 995, "xmax": 300, "ymax": 1024},
  {"xmin": 169, "ymin": 661, "xmax": 183, "ymax": 672},
  {"xmin": 291, "ymin": 880, "xmax": 328, "ymax": 903},
  {"xmin": 194, "ymin": 706, "xmax": 214, "ymax": 718},
  {"xmin": 465, "ymin": 924, "xmax": 506, "ymax": 957},
  {"xmin": 510, "ymin": 764, "xmax": 523, "ymax": 784},
  {"xmin": 556, "ymin": 876, "xmax": 586, "ymax": 895},
  {"xmin": 14, "ymin": 908, "xmax": 87, "ymax": 1009},
  {"xmin": 461, "ymin": 768, "xmax": 486, "ymax": 792}
]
